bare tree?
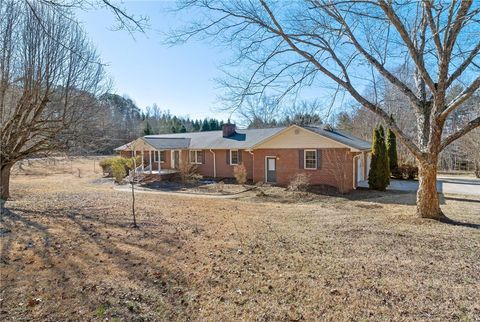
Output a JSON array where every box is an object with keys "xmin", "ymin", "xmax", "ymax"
[
  {"xmin": 0, "ymin": 1, "xmax": 106, "ymax": 204},
  {"xmin": 171, "ymin": 0, "xmax": 480, "ymax": 220}
]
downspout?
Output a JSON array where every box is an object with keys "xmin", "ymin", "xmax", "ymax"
[
  {"xmin": 248, "ymin": 150, "xmax": 254, "ymax": 183},
  {"xmin": 209, "ymin": 149, "xmax": 216, "ymax": 178}
]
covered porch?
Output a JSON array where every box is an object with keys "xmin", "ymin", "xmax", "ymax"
[{"xmin": 114, "ymin": 137, "xmax": 190, "ymax": 176}]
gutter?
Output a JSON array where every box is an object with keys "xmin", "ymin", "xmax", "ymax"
[
  {"xmin": 209, "ymin": 149, "xmax": 216, "ymax": 178},
  {"xmin": 248, "ymin": 150, "xmax": 254, "ymax": 182}
]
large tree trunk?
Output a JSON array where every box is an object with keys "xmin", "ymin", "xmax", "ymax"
[
  {"xmin": 416, "ymin": 159, "xmax": 445, "ymax": 220},
  {"xmin": 1, "ymin": 163, "xmax": 13, "ymax": 212}
]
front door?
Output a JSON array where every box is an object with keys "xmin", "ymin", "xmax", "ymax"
[
  {"xmin": 173, "ymin": 150, "xmax": 180, "ymax": 169},
  {"xmin": 266, "ymin": 157, "xmax": 276, "ymax": 183},
  {"xmin": 357, "ymin": 156, "xmax": 364, "ymax": 182}
]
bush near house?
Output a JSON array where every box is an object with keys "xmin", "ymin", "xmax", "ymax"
[
  {"xmin": 99, "ymin": 156, "xmax": 141, "ymax": 182},
  {"xmin": 233, "ymin": 163, "xmax": 248, "ymax": 185},
  {"xmin": 287, "ymin": 172, "xmax": 311, "ymax": 192},
  {"xmin": 178, "ymin": 161, "xmax": 199, "ymax": 184}
]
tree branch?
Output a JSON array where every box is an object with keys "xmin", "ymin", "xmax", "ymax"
[{"xmin": 440, "ymin": 116, "xmax": 480, "ymax": 151}]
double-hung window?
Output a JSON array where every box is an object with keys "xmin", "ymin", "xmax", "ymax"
[
  {"xmin": 189, "ymin": 150, "xmax": 203, "ymax": 164},
  {"xmin": 304, "ymin": 150, "xmax": 317, "ymax": 169},
  {"xmin": 230, "ymin": 150, "xmax": 239, "ymax": 165}
]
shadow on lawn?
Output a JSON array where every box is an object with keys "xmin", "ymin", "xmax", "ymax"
[{"xmin": 0, "ymin": 206, "xmax": 194, "ymax": 320}]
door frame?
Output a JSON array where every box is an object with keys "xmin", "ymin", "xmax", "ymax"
[
  {"xmin": 171, "ymin": 150, "xmax": 181, "ymax": 169},
  {"xmin": 265, "ymin": 156, "xmax": 277, "ymax": 183}
]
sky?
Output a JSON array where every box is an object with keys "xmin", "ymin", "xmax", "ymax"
[{"xmin": 76, "ymin": 1, "xmax": 233, "ymax": 120}]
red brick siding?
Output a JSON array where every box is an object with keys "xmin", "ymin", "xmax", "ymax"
[
  {"xmin": 252, "ymin": 148, "xmax": 356, "ymax": 193},
  {"xmin": 121, "ymin": 147, "xmax": 356, "ymax": 192}
]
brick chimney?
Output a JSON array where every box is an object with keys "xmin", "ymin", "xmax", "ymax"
[{"xmin": 222, "ymin": 123, "xmax": 236, "ymax": 138}]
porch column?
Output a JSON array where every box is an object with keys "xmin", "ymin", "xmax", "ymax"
[
  {"xmin": 157, "ymin": 150, "xmax": 161, "ymax": 172},
  {"xmin": 141, "ymin": 150, "xmax": 144, "ymax": 172},
  {"xmin": 149, "ymin": 150, "xmax": 152, "ymax": 174}
]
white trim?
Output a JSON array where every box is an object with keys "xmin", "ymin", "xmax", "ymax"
[
  {"xmin": 230, "ymin": 149, "xmax": 239, "ymax": 165},
  {"xmin": 353, "ymin": 155, "xmax": 359, "ymax": 189},
  {"xmin": 264, "ymin": 156, "xmax": 277, "ymax": 183},
  {"xmin": 209, "ymin": 149, "xmax": 216, "ymax": 178},
  {"xmin": 304, "ymin": 149, "xmax": 317, "ymax": 170},
  {"xmin": 171, "ymin": 150, "xmax": 181, "ymax": 168},
  {"xmin": 149, "ymin": 150, "xmax": 152, "ymax": 174},
  {"xmin": 189, "ymin": 150, "xmax": 203, "ymax": 164}
]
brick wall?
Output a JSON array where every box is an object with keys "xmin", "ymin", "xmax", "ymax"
[
  {"xmin": 121, "ymin": 148, "xmax": 356, "ymax": 192},
  {"xmin": 252, "ymin": 148, "xmax": 356, "ymax": 193}
]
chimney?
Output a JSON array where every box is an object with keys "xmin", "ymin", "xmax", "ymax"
[{"xmin": 222, "ymin": 123, "xmax": 236, "ymax": 138}]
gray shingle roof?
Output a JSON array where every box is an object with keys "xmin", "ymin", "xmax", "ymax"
[
  {"xmin": 143, "ymin": 137, "xmax": 191, "ymax": 149},
  {"xmin": 115, "ymin": 125, "xmax": 371, "ymax": 151},
  {"xmin": 144, "ymin": 127, "xmax": 286, "ymax": 149},
  {"xmin": 303, "ymin": 125, "xmax": 371, "ymax": 151}
]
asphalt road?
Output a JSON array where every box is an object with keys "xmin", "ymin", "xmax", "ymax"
[{"xmin": 359, "ymin": 175, "xmax": 480, "ymax": 196}]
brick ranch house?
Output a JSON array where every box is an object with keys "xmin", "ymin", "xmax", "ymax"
[{"xmin": 115, "ymin": 124, "xmax": 371, "ymax": 192}]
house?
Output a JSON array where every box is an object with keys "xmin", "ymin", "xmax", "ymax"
[{"xmin": 115, "ymin": 124, "xmax": 371, "ymax": 192}]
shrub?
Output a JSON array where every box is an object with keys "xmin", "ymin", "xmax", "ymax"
[
  {"xmin": 233, "ymin": 163, "xmax": 247, "ymax": 185},
  {"xmin": 178, "ymin": 160, "xmax": 199, "ymax": 184},
  {"xmin": 100, "ymin": 156, "xmax": 141, "ymax": 179},
  {"xmin": 288, "ymin": 173, "xmax": 311, "ymax": 192},
  {"xmin": 392, "ymin": 164, "xmax": 418, "ymax": 180},
  {"xmin": 111, "ymin": 160, "xmax": 127, "ymax": 183},
  {"xmin": 368, "ymin": 125, "xmax": 390, "ymax": 191},
  {"xmin": 99, "ymin": 158, "xmax": 115, "ymax": 176},
  {"xmin": 386, "ymin": 127, "xmax": 398, "ymax": 173}
]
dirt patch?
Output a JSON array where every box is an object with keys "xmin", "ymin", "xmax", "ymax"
[{"xmin": 1, "ymin": 158, "xmax": 479, "ymax": 321}]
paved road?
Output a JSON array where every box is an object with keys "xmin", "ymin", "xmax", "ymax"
[{"xmin": 359, "ymin": 175, "xmax": 480, "ymax": 196}]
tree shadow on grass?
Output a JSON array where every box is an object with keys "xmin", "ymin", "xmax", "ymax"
[{"xmin": 1, "ymin": 205, "xmax": 195, "ymax": 320}]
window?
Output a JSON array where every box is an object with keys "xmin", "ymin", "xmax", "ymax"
[
  {"xmin": 304, "ymin": 150, "xmax": 317, "ymax": 169},
  {"xmin": 189, "ymin": 150, "xmax": 203, "ymax": 164},
  {"xmin": 154, "ymin": 151, "xmax": 166, "ymax": 163},
  {"xmin": 230, "ymin": 150, "xmax": 239, "ymax": 165}
]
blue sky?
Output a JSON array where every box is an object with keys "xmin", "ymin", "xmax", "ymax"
[{"xmin": 77, "ymin": 1, "xmax": 233, "ymax": 120}]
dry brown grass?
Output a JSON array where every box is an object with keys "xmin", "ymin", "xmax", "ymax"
[{"xmin": 1, "ymin": 158, "xmax": 479, "ymax": 321}]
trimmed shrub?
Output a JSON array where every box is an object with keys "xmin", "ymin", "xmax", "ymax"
[
  {"xmin": 233, "ymin": 163, "xmax": 247, "ymax": 185},
  {"xmin": 288, "ymin": 173, "xmax": 311, "ymax": 192},
  {"xmin": 392, "ymin": 164, "xmax": 418, "ymax": 180},
  {"xmin": 368, "ymin": 125, "xmax": 390, "ymax": 191},
  {"xmin": 386, "ymin": 127, "xmax": 398, "ymax": 173}
]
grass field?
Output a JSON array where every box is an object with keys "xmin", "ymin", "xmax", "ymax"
[{"xmin": 1, "ymin": 158, "xmax": 479, "ymax": 321}]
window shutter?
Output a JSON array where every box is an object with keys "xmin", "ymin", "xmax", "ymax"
[
  {"xmin": 226, "ymin": 150, "xmax": 230, "ymax": 164},
  {"xmin": 299, "ymin": 149, "xmax": 304, "ymax": 169},
  {"xmin": 238, "ymin": 150, "xmax": 243, "ymax": 164},
  {"xmin": 317, "ymin": 149, "xmax": 322, "ymax": 169},
  {"xmin": 202, "ymin": 150, "xmax": 205, "ymax": 164}
]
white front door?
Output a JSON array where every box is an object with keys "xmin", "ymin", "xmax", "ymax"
[{"xmin": 357, "ymin": 156, "xmax": 364, "ymax": 182}]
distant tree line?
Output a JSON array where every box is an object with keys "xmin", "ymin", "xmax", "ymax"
[{"xmin": 67, "ymin": 94, "xmax": 227, "ymax": 154}]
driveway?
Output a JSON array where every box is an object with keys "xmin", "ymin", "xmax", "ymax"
[{"xmin": 358, "ymin": 175, "xmax": 480, "ymax": 196}]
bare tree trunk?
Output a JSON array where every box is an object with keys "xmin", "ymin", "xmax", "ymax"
[
  {"xmin": 131, "ymin": 181, "xmax": 138, "ymax": 228},
  {"xmin": 1, "ymin": 163, "xmax": 13, "ymax": 210},
  {"xmin": 416, "ymin": 159, "xmax": 445, "ymax": 220}
]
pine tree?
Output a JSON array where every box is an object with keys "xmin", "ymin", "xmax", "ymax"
[
  {"xmin": 179, "ymin": 125, "xmax": 187, "ymax": 133},
  {"xmin": 368, "ymin": 125, "xmax": 390, "ymax": 190},
  {"xmin": 386, "ymin": 127, "xmax": 398, "ymax": 173},
  {"xmin": 143, "ymin": 122, "xmax": 154, "ymax": 135},
  {"xmin": 201, "ymin": 118, "xmax": 210, "ymax": 131}
]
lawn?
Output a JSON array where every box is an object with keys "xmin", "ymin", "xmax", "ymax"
[{"xmin": 1, "ymin": 158, "xmax": 479, "ymax": 321}]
